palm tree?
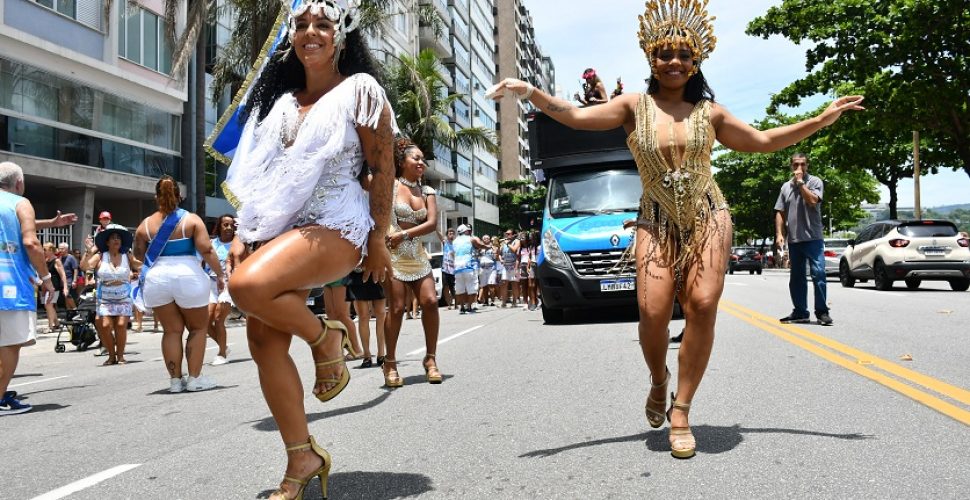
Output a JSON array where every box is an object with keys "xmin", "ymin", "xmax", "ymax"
[{"xmin": 386, "ymin": 49, "xmax": 497, "ymax": 160}]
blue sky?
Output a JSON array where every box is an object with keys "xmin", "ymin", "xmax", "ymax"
[{"xmin": 523, "ymin": 0, "xmax": 970, "ymax": 208}]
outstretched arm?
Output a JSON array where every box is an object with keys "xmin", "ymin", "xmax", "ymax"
[
  {"xmin": 490, "ymin": 78, "xmax": 636, "ymax": 131},
  {"xmin": 714, "ymin": 96, "xmax": 865, "ymax": 153}
]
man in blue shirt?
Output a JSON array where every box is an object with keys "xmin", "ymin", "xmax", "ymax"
[
  {"xmin": 452, "ymin": 225, "xmax": 487, "ymax": 314},
  {"xmin": 0, "ymin": 162, "xmax": 57, "ymax": 416}
]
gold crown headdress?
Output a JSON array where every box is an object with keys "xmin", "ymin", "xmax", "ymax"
[
  {"xmin": 284, "ymin": 0, "xmax": 362, "ymax": 68},
  {"xmin": 638, "ymin": 0, "xmax": 717, "ymax": 73}
]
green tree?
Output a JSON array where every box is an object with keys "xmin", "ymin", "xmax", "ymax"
[
  {"xmin": 713, "ymin": 113, "xmax": 879, "ymax": 242},
  {"xmin": 497, "ymin": 180, "xmax": 545, "ymax": 231},
  {"xmin": 747, "ymin": 0, "xmax": 970, "ymax": 180},
  {"xmin": 384, "ymin": 50, "xmax": 496, "ymax": 159}
]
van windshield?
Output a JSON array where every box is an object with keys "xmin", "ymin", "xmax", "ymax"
[{"xmin": 548, "ymin": 169, "xmax": 641, "ymax": 218}]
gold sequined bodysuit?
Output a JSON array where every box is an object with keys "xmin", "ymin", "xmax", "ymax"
[
  {"xmin": 389, "ymin": 183, "xmax": 436, "ymax": 281},
  {"xmin": 627, "ymin": 94, "xmax": 729, "ymax": 289}
]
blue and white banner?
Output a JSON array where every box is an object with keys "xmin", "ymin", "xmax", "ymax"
[{"xmin": 204, "ymin": 0, "xmax": 303, "ymax": 164}]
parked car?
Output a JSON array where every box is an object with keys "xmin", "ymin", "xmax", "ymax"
[
  {"xmin": 728, "ymin": 246, "xmax": 763, "ymax": 274},
  {"xmin": 823, "ymin": 238, "xmax": 850, "ymax": 276},
  {"xmin": 839, "ymin": 220, "xmax": 970, "ymax": 291}
]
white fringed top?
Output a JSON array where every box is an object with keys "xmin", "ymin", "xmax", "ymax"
[{"xmin": 224, "ymin": 73, "xmax": 396, "ymax": 250}]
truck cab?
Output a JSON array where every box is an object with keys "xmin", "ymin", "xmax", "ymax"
[{"xmin": 528, "ymin": 112, "xmax": 642, "ymax": 323}]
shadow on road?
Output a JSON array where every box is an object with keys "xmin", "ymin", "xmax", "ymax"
[
  {"xmin": 256, "ymin": 471, "xmax": 433, "ymax": 499},
  {"xmin": 19, "ymin": 403, "xmax": 71, "ymax": 414},
  {"xmin": 251, "ymin": 391, "xmax": 393, "ymax": 432},
  {"xmin": 11, "ymin": 372, "xmax": 43, "ymax": 379},
  {"xmin": 520, "ymin": 425, "xmax": 874, "ymax": 458}
]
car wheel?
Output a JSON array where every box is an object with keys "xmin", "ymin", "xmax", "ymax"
[
  {"xmin": 756, "ymin": 268, "xmax": 762, "ymax": 275},
  {"xmin": 749, "ymin": 270, "xmax": 754, "ymax": 275},
  {"xmin": 729, "ymin": 269, "xmax": 734, "ymax": 275},
  {"xmin": 949, "ymin": 278, "xmax": 970, "ymax": 292},
  {"xmin": 839, "ymin": 260, "xmax": 855, "ymax": 288},
  {"xmin": 873, "ymin": 260, "xmax": 893, "ymax": 291},
  {"xmin": 904, "ymin": 277, "xmax": 922, "ymax": 290},
  {"xmin": 541, "ymin": 304, "xmax": 565, "ymax": 324}
]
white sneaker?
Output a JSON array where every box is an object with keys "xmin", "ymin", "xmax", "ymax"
[
  {"xmin": 169, "ymin": 377, "xmax": 186, "ymax": 393},
  {"xmin": 211, "ymin": 355, "xmax": 228, "ymax": 366},
  {"xmin": 185, "ymin": 375, "xmax": 217, "ymax": 392}
]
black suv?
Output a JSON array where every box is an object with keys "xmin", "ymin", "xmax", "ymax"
[{"xmin": 729, "ymin": 247, "xmax": 764, "ymax": 274}]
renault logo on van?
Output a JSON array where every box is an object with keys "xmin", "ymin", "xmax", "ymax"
[{"xmin": 610, "ymin": 234, "xmax": 621, "ymax": 247}]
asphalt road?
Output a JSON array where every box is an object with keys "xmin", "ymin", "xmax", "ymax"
[{"xmin": 4, "ymin": 270, "xmax": 969, "ymax": 499}]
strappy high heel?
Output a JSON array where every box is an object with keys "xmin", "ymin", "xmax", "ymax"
[
  {"xmin": 382, "ymin": 358, "xmax": 403, "ymax": 388},
  {"xmin": 423, "ymin": 354, "xmax": 442, "ymax": 384},
  {"xmin": 309, "ymin": 318, "xmax": 355, "ymax": 402},
  {"xmin": 644, "ymin": 367, "xmax": 670, "ymax": 428},
  {"xmin": 667, "ymin": 393, "xmax": 696, "ymax": 459},
  {"xmin": 269, "ymin": 436, "xmax": 332, "ymax": 500}
]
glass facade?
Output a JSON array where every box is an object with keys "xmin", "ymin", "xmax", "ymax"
[{"xmin": 0, "ymin": 57, "xmax": 181, "ymax": 179}]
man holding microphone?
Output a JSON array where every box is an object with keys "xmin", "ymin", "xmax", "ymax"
[{"xmin": 774, "ymin": 153, "xmax": 832, "ymax": 326}]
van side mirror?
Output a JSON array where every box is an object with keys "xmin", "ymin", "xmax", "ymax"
[{"xmin": 847, "ymin": 239, "xmax": 855, "ymax": 246}]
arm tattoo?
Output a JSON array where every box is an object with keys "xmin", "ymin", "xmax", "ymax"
[
  {"xmin": 545, "ymin": 99, "xmax": 574, "ymax": 113},
  {"xmin": 367, "ymin": 107, "xmax": 394, "ymax": 236}
]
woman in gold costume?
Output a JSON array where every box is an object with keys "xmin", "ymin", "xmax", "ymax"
[
  {"xmin": 491, "ymin": 0, "xmax": 863, "ymax": 459},
  {"xmin": 381, "ymin": 137, "xmax": 443, "ymax": 388}
]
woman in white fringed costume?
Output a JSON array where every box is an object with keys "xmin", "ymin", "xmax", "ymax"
[{"xmin": 222, "ymin": 1, "xmax": 395, "ymax": 498}]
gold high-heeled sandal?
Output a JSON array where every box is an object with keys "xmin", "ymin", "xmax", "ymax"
[
  {"xmin": 269, "ymin": 436, "xmax": 332, "ymax": 500},
  {"xmin": 382, "ymin": 358, "xmax": 404, "ymax": 388},
  {"xmin": 309, "ymin": 318, "xmax": 355, "ymax": 402},
  {"xmin": 667, "ymin": 393, "xmax": 695, "ymax": 459},
  {"xmin": 644, "ymin": 367, "xmax": 670, "ymax": 428},
  {"xmin": 423, "ymin": 354, "xmax": 443, "ymax": 384}
]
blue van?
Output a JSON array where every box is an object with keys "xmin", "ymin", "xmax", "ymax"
[{"xmin": 528, "ymin": 112, "xmax": 645, "ymax": 324}]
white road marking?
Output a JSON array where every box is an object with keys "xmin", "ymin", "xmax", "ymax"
[
  {"xmin": 31, "ymin": 464, "xmax": 141, "ymax": 500},
  {"xmin": 406, "ymin": 325, "xmax": 483, "ymax": 356},
  {"xmin": 9, "ymin": 375, "xmax": 68, "ymax": 389}
]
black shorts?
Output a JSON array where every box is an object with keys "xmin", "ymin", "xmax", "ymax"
[
  {"xmin": 345, "ymin": 271, "xmax": 385, "ymax": 301},
  {"xmin": 443, "ymin": 272, "xmax": 456, "ymax": 289}
]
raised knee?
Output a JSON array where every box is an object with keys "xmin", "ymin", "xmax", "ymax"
[{"xmin": 228, "ymin": 273, "xmax": 262, "ymax": 313}]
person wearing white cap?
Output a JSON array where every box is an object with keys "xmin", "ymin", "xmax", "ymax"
[{"xmin": 452, "ymin": 224, "xmax": 486, "ymax": 314}]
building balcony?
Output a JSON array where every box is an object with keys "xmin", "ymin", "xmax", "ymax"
[
  {"xmin": 423, "ymin": 157, "xmax": 456, "ymax": 182},
  {"xmin": 419, "ymin": 26, "xmax": 453, "ymax": 59}
]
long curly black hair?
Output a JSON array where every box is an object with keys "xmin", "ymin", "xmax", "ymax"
[
  {"xmin": 242, "ymin": 27, "xmax": 382, "ymax": 123},
  {"xmin": 647, "ymin": 69, "xmax": 716, "ymax": 104}
]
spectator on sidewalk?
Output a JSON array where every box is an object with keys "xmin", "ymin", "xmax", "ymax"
[
  {"xmin": 0, "ymin": 161, "xmax": 55, "ymax": 416},
  {"xmin": 94, "ymin": 211, "xmax": 112, "ymax": 235},
  {"xmin": 453, "ymin": 224, "xmax": 487, "ymax": 314},
  {"xmin": 58, "ymin": 242, "xmax": 80, "ymax": 310},
  {"xmin": 440, "ymin": 228, "xmax": 456, "ymax": 309},
  {"xmin": 41, "ymin": 242, "xmax": 68, "ymax": 332}
]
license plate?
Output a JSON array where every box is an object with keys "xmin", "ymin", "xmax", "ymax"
[
  {"xmin": 920, "ymin": 246, "xmax": 946, "ymax": 256},
  {"xmin": 600, "ymin": 278, "xmax": 635, "ymax": 292},
  {"xmin": 306, "ymin": 297, "xmax": 315, "ymax": 306}
]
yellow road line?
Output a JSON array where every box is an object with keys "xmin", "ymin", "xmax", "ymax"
[
  {"xmin": 720, "ymin": 300, "xmax": 970, "ymax": 406},
  {"xmin": 718, "ymin": 300, "xmax": 970, "ymax": 426}
]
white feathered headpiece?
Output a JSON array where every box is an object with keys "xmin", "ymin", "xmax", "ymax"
[{"xmin": 285, "ymin": 0, "xmax": 362, "ymax": 68}]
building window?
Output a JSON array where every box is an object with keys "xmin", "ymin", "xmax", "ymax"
[
  {"xmin": 33, "ymin": 0, "xmax": 102, "ymax": 30},
  {"xmin": 1, "ymin": 57, "xmax": 181, "ymax": 153},
  {"xmin": 118, "ymin": 6, "xmax": 173, "ymax": 74}
]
